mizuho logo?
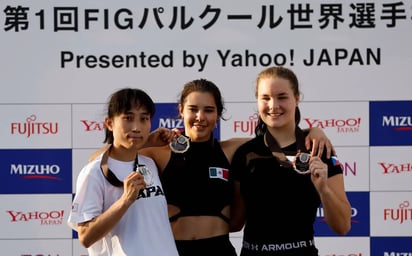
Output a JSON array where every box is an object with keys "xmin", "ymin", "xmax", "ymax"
[
  {"xmin": 158, "ymin": 118, "xmax": 184, "ymax": 129},
  {"xmin": 10, "ymin": 164, "xmax": 62, "ymax": 180},
  {"xmin": 382, "ymin": 115, "xmax": 412, "ymax": 130}
]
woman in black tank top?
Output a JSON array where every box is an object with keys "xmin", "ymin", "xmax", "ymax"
[
  {"xmin": 230, "ymin": 67, "xmax": 352, "ymax": 256},
  {"xmin": 91, "ymin": 79, "xmax": 335, "ymax": 256}
]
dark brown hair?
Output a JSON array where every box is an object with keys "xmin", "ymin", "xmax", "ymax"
[{"xmin": 103, "ymin": 88, "xmax": 155, "ymax": 144}]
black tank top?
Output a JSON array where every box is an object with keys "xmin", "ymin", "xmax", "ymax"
[{"xmin": 161, "ymin": 135, "xmax": 233, "ymax": 223}]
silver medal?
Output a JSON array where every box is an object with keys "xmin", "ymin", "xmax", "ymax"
[
  {"xmin": 136, "ymin": 165, "xmax": 154, "ymax": 186},
  {"xmin": 169, "ymin": 134, "xmax": 190, "ymax": 153}
]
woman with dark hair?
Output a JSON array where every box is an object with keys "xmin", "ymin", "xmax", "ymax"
[
  {"xmin": 68, "ymin": 88, "xmax": 178, "ymax": 256},
  {"xmin": 139, "ymin": 78, "xmax": 335, "ymax": 256}
]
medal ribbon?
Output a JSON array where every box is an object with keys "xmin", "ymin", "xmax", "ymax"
[{"xmin": 263, "ymin": 126, "xmax": 309, "ymax": 168}]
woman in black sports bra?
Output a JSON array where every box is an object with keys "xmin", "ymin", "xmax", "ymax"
[{"xmin": 138, "ymin": 79, "xmax": 335, "ymax": 256}]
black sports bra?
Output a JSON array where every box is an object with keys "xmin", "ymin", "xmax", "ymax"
[{"xmin": 161, "ymin": 135, "xmax": 233, "ymax": 223}]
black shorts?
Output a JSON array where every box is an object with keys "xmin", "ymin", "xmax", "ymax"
[
  {"xmin": 240, "ymin": 239, "xmax": 319, "ymax": 256},
  {"xmin": 175, "ymin": 234, "xmax": 237, "ymax": 256}
]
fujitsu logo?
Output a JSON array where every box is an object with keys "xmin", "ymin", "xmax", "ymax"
[
  {"xmin": 7, "ymin": 210, "xmax": 64, "ymax": 225},
  {"xmin": 382, "ymin": 115, "xmax": 412, "ymax": 130},
  {"xmin": 10, "ymin": 114, "xmax": 58, "ymax": 138},
  {"xmin": 10, "ymin": 164, "xmax": 62, "ymax": 180},
  {"xmin": 384, "ymin": 201, "xmax": 412, "ymax": 224},
  {"xmin": 379, "ymin": 162, "xmax": 412, "ymax": 174},
  {"xmin": 80, "ymin": 120, "xmax": 105, "ymax": 131},
  {"xmin": 304, "ymin": 117, "xmax": 361, "ymax": 133},
  {"xmin": 233, "ymin": 113, "xmax": 259, "ymax": 135}
]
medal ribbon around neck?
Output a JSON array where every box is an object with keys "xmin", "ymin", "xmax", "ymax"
[
  {"xmin": 100, "ymin": 145, "xmax": 153, "ymax": 187},
  {"xmin": 263, "ymin": 126, "xmax": 311, "ymax": 174}
]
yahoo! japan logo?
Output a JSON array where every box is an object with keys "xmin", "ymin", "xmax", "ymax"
[
  {"xmin": 80, "ymin": 119, "xmax": 105, "ymax": 131},
  {"xmin": 7, "ymin": 210, "xmax": 65, "ymax": 225},
  {"xmin": 304, "ymin": 117, "xmax": 361, "ymax": 133}
]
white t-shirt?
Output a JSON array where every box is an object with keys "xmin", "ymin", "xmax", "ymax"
[{"xmin": 68, "ymin": 153, "xmax": 178, "ymax": 256}]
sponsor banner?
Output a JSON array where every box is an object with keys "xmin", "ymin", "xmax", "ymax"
[
  {"xmin": 1, "ymin": 1, "xmax": 412, "ymax": 255},
  {"xmin": 72, "ymin": 149, "xmax": 96, "ymax": 193},
  {"xmin": 222, "ymin": 102, "xmax": 369, "ymax": 146},
  {"xmin": 370, "ymin": 192, "xmax": 412, "ymax": 236},
  {"xmin": 72, "ymin": 102, "xmax": 226, "ymax": 150},
  {"xmin": 2, "ymin": 1, "xmax": 411, "ymax": 105},
  {"xmin": 315, "ymin": 237, "xmax": 369, "ymax": 256},
  {"xmin": 315, "ymin": 192, "xmax": 369, "ymax": 236},
  {"xmin": 335, "ymin": 146, "xmax": 370, "ymax": 192},
  {"xmin": 299, "ymin": 102, "xmax": 369, "ymax": 147},
  {"xmin": 370, "ymin": 146, "xmax": 412, "ymax": 191},
  {"xmin": 371, "ymin": 237, "xmax": 412, "ymax": 255},
  {"xmin": 72, "ymin": 104, "xmax": 106, "ymax": 148},
  {"xmin": 222, "ymin": 102, "xmax": 258, "ymax": 139},
  {"xmin": 0, "ymin": 239, "xmax": 72, "ymax": 256},
  {"xmin": 0, "ymin": 194, "xmax": 72, "ymax": 239},
  {"xmin": 152, "ymin": 103, "xmax": 181, "ymax": 130},
  {"xmin": 0, "ymin": 149, "xmax": 72, "ymax": 194},
  {"xmin": 0, "ymin": 105, "xmax": 72, "ymax": 149},
  {"xmin": 370, "ymin": 101, "xmax": 412, "ymax": 146},
  {"xmin": 73, "ymin": 239, "xmax": 89, "ymax": 256}
]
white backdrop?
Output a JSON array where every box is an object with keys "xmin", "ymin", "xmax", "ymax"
[{"xmin": 1, "ymin": 1, "xmax": 412, "ymax": 255}]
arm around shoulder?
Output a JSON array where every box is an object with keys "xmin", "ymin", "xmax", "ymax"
[{"xmin": 221, "ymin": 137, "xmax": 251, "ymax": 163}]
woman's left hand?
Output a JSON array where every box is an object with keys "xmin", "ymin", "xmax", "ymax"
[
  {"xmin": 309, "ymin": 156, "xmax": 328, "ymax": 191},
  {"xmin": 306, "ymin": 127, "xmax": 336, "ymax": 158}
]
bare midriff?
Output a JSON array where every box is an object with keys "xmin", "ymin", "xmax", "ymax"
[{"xmin": 169, "ymin": 205, "xmax": 230, "ymax": 240}]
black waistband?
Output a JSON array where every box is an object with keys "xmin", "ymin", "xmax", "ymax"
[
  {"xmin": 243, "ymin": 239, "xmax": 316, "ymax": 253},
  {"xmin": 169, "ymin": 211, "xmax": 230, "ymax": 223}
]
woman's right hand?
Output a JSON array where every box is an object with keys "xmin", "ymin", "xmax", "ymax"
[{"xmin": 122, "ymin": 172, "xmax": 146, "ymax": 205}]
